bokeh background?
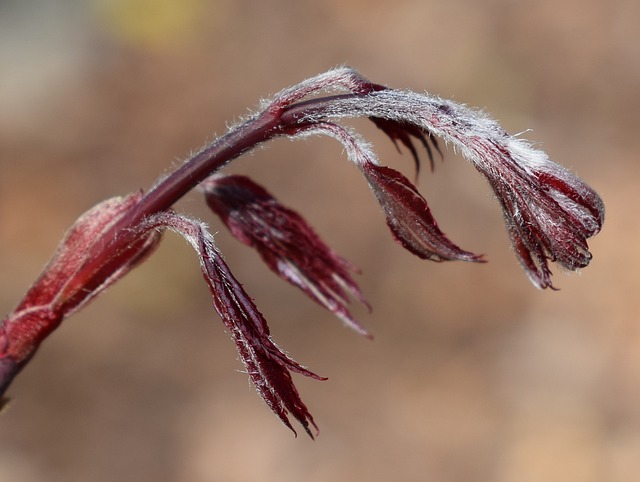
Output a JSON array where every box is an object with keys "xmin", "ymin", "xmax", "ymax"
[{"xmin": 0, "ymin": 1, "xmax": 637, "ymax": 481}]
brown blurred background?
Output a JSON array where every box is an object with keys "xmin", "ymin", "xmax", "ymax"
[{"xmin": 0, "ymin": 1, "xmax": 637, "ymax": 481}]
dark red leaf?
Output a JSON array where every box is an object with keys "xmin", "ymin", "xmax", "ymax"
[
  {"xmin": 361, "ymin": 161, "xmax": 484, "ymax": 263},
  {"xmin": 140, "ymin": 212, "xmax": 324, "ymax": 438},
  {"xmin": 369, "ymin": 117, "xmax": 442, "ymax": 176},
  {"xmin": 203, "ymin": 175, "xmax": 371, "ymax": 337}
]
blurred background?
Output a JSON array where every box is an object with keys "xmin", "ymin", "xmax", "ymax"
[{"xmin": 0, "ymin": 0, "xmax": 637, "ymax": 481}]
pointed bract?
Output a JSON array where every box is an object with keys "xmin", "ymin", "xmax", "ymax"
[
  {"xmin": 285, "ymin": 121, "xmax": 482, "ymax": 264},
  {"xmin": 17, "ymin": 193, "xmax": 161, "ymax": 313},
  {"xmin": 1, "ymin": 194, "xmax": 162, "ymax": 369}
]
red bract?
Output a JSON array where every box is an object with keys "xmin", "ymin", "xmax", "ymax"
[
  {"xmin": 0, "ymin": 193, "xmax": 161, "ymax": 403},
  {"xmin": 202, "ymin": 174, "xmax": 370, "ymax": 336},
  {"xmin": 0, "ymin": 67, "xmax": 604, "ymax": 435}
]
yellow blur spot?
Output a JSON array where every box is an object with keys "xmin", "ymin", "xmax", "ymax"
[{"xmin": 96, "ymin": 0, "xmax": 205, "ymax": 49}]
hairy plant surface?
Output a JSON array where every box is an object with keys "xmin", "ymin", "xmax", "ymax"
[{"xmin": 0, "ymin": 68, "xmax": 604, "ymax": 437}]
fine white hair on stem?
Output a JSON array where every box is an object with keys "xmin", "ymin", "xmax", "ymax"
[
  {"xmin": 0, "ymin": 67, "xmax": 605, "ymax": 434},
  {"xmin": 294, "ymin": 89, "xmax": 538, "ymax": 172},
  {"xmin": 288, "ymin": 121, "xmax": 380, "ymax": 167},
  {"xmin": 263, "ymin": 66, "xmax": 378, "ymax": 110},
  {"xmin": 279, "ymin": 81, "xmax": 603, "ymax": 288}
]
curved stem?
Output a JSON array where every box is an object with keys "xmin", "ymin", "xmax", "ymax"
[
  {"xmin": 80, "ymin": 110, "xmax": 282, "ymax": 280},
  {"xmin": 120, "ymin": 112, "xmax": 279, "ymax": 231},
  {"xmin": 96, "ymin": 93, "xmax": 361, "ymax": 245},
  {"xmin": 75, "ymin": 93, "xmax": 361, "ymax": 289}
]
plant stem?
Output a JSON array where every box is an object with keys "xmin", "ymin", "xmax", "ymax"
[
  {"xmin": 101, "ymin": 93, "xmax": 359, "ymax": 242},
  {"xmin": 125, "ymin": 112, "xmax": 279, "ymax": 228},
  {"xmin": 75, "ymin": 94, "xmax": 354, "ymax": 288},
  {"xmin": 81, "ymin": 111, "xmax": 280, "ymax": 272}
]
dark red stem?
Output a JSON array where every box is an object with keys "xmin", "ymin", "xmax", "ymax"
[
  {"xmin": 79, "ymin": 109, "xmax": 280, "ymax": 283},
  {"xmin": 115, "ymin": 113, "xmax": 278, "ymax": 236},
  {"xmin": 77, "ymin": 94, "xmax": 357, "ymax": 287}
]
